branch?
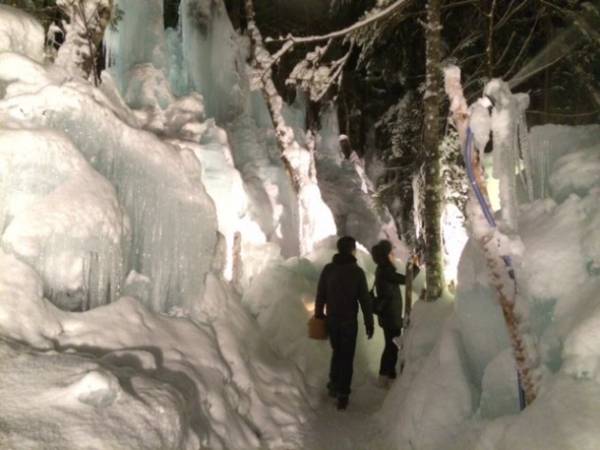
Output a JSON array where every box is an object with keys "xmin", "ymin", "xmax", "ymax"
[
  {"xmin": 494, "ymin": 0, "xmax": 527, "ymax": 30},
  {"xmin": 502, "ymin": 14, "xmax": 539, "ymax": 82},
  {"xmin": 267, "ymin": 0, "xmax": 413, "ymax": 45},
  {"xmin": 244, "ymin": 0, "xmax": 300, "ymax": 191},
  {"xmin": 493, "ymin": 30, "xmax": 516, "ymax": 69},
  {"xmin": 486, "ymin": 0, "xmax": 497, "ymax": 76}
]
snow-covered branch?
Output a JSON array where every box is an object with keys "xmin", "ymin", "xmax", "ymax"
[
  {"xmin": 266, "ymin": 0, "xmax": 412, "ymax": 45},
  {"xmin": 286, "ymin": 42, "xmax": 353, "ymax": 102}
]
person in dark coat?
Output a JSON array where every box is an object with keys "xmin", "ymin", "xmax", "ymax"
[
  {"xmin": 371, "ymin": 240, "xmax": 419, "ymax": 383},
  {"xmin": 314, "ymin": 236, "xmax": 374, "ymax": 410}
]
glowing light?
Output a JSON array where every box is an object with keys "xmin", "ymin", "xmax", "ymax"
[
  {"xmin": 442, "ymin": 202, "xmax": 469, "ymax": 288},
  {"xmin": 303, "ymin": 296, "xmax": 315, "ymax": 315}
]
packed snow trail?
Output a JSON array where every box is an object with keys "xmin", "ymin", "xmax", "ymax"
[{"xmin": 299, "ymin": 357, "xmax": 389, "ymax": 449}]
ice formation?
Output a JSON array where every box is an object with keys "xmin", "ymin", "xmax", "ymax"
[
  {"xmin": 0, "ymin": 129, "xmax": 127, "ymax": 310},
  {"xmin": 0, "ymin": 4, "xmax": 44, "ymax": 62},
  {"xmin": 1, "ymin": 2, "xmax": 600, "ymax": 449},
  {"xmin": 315, "ymin": 105, "xmax": 407, "ymax": 256},
  {"xmin": 0, "ymin": 4, "xmax": 311, "ymax": 448}
]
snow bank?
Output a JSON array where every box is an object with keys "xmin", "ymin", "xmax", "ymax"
[
  {"xmin": 0, "ymin": 338, "xmax": 195, "ymax": 450},
  {"xmin": 0, "ymin": 248, "xmax": 308, "ymax": 448}
]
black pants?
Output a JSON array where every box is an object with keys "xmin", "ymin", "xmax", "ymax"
[
  {"xmin": 327, "ymin": 318, "xmax": 358, "ymax": 397},
  {"xmin": 379, "ymin": 326, "xmax": 401, "ymax": 377}
]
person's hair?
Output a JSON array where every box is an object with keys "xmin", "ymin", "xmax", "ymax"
[
  {"xmin": 337, "ymin": 236, "xmax": 356, "ymax": 255},
  {"xmin": 371, "ymin": 240, "xmax": 393, "ymax": 266}
]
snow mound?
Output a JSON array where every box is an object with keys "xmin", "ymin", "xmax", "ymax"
[
  {"xmin": 0, "ymin": 253, "xmax": 309, "ymax": 448},
  {"xmin": 0, "ymin": 338, "xmax": 195, "ymax": 449},
  {"xmin": 549, "ymin": 145, "xmax": 600, "ymax": 201},
  {"xmin": 0, "ymin": 251, "xmax": 63, "ymax": 348},
  {"xmin": 0, "ymin": 5, "xmax": 44, "ymax": 63}
]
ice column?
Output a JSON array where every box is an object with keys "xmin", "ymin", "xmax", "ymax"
[
  {"xmin": 105, "ymin": 0, "xmax": 168, "ymax": 92},
  {"xmin": 179, "ymin": 0, "xmax": 246, "ymax": 121},
  {"xmin": 484, "ymin": 79, "xmax": 530, "ymax": 231}
]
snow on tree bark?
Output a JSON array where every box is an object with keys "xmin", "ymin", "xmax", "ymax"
[
  {"xmin": 422, "ymin": 0, "xmax": 444, "ymax": 301},
  {"xmin": 243, "ymin": 0, "xmax": 335, "ymax": 256},
  {"xmin": 444, "ymin": 64, "xmax": 539, "ymax": 406},
  {"xmin": 55, "ymin": 0, "xmax": 112, "ymax": 84}
]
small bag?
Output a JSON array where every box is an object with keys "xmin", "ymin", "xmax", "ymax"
[{"xmin": 308, "ymin": 316, "xmax": 328, "ymax": 340}]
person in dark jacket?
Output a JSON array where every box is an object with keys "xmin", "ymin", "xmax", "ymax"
[
  {"xmin": 314, "ymin": 236, "xmax": 374, "ymax": 410},
  {"xmin": 371, "ymin": 240, "xmax": 419, "ymax": 383}
]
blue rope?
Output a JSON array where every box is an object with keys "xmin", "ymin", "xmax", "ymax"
[{"xmin": 464, "ymin": 127, "xmax": 525, "ymax": 410}]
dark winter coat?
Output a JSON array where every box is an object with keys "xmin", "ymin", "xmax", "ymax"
[
  {"xmin": 374, "ymin": 262, "xmax": 418, "ymax": 330},
  {"xmin": 315, "ymin": 253, "xmax": 374, "ymax": 333}
]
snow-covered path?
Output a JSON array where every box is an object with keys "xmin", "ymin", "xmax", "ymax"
[{"xmin": 300, "ymin": 374, "xmax": 390, "ymax": 450}]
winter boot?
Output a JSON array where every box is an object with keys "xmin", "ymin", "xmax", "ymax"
[
  {"xmin": 377, "ymin": 375, "xmax": 391, "ymax": 389},
  {"xmin": 337, "ymin": 396, "xmax": 349, "ymax": 410}
]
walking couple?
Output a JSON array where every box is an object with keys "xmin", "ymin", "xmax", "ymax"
[{"xmin": 313, "ymin": 236, "xmax": 419, "ymax": 410}]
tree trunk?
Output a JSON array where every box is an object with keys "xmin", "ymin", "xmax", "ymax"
[
  {"xmin": 56, "ymin": 0, "xmax": 112, "ymax": 85},
  {"xmin": 243, "ymin": 0, "xmax": 335, "ymax": 256},
  {"xmin": 422, "ymin": 0, "xmax": 444, "ymax": 301}
]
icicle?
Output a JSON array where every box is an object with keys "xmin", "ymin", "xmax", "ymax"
[{"xmin": 484, "ymin": 80, "xmax": 530, "ymax": 231}]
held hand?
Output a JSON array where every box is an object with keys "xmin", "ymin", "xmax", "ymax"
[{"xmin": 411, "ymin": 254, "xmax": 421, "ymax": 267}]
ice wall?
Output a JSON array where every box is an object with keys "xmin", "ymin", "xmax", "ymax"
[
  {"xmin": 529, "ymin": 124, "xmax": 600, "ymax": 200},
  {"xmin": 173, "ymin": 0, "xmax": 304, "ymax": 256},
  {"xmin": 0, "ymin": 54, "xmax": 218, "ymax": 312},
  {"xmin": 105, "ymin": 0, "xmax": 304, "ymax": 259},
  {"xmin": 0, "ymin": 129, "xmax": 127, "ymax": 310},
  {"xmin": 315, "ymin": 105, "xmax": 406, "ymax": 255},
  {"xmin": 178, "ymin": 0, "xmax": 246, "ymax": 122},
  {"xmin": 105, "ymin": 0, "xmax": 168, "ymax": 92}
]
